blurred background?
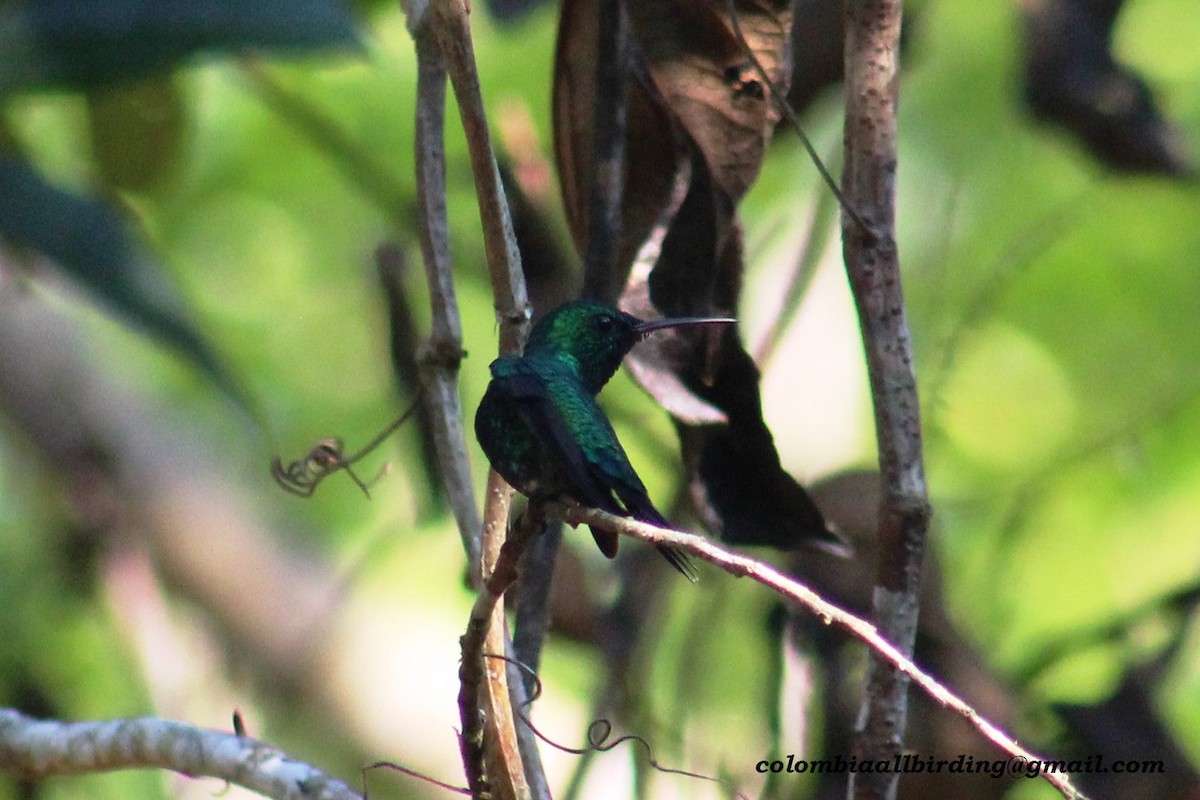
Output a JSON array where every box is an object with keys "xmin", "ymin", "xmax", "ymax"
[{"xmin": 1, "ymin": 0, "xmax": 1199, "ymax": 798}]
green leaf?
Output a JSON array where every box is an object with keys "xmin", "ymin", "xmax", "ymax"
[
  {"xmin": 0, "ymin": 154, "xmax": 245, "ymax": 403},
  {"xmin": 0, "ymin": 0, "xmax": 361, "ymax": 94}
]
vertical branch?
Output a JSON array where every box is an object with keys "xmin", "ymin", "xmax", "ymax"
[
  {"xmin": 840, "ymin": 2, "xmax": 931, "ymax": 800},
  {"xmin": 430, "ymin": 0, "xmax": 530, "ymax": 348},
  {"xmin": 459, "ymin": 471, "xmax": 532, "ymax": 800},
  {"xmin": 505, "ymin": 640, "xmax": 552, "ymax": 800},
  {"xmin": 512, "ymin": 522, "xmax": 561, "ymax": 692},
  {"xmin": 408, "ymin": 1, "xmax": 533, "ymax": 797},
  {"xmin": 407, "ymin": 32, "xmax": 484, "ymax": 575}
]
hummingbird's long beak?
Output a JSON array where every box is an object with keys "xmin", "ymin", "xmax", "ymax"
[{"xmin": 633, "ymin": 316, "xmax": 736, "ymax": 340}]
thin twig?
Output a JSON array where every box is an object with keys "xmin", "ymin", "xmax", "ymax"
[
  {"xmin": 270, "ymin": 402, "xmax": 419, "ymax": 498},
  {"xmin": 722, "ymin": 0, "xmax": 871, "ymax": 236},
  {"xmin": 343, "ymin": 402, "xmax": 418, "ymax": 465},
  {"xmin": 752, "ymin": 147, "xmax": 841, "ymax": 367},
  {"xmin": 0, "ymin": 711, "xmax": 360, "ymax": 800},
  {"xmin": 544, "ymin": 503, "xmax": 1090, "ymax": 800},
  {"xmin": 364, "ymin": 760, "xmax": 471, "ymax": 796}
]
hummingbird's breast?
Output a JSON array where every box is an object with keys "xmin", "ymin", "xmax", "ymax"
[
  {"xmin": 475, "ymin": 380, "xmax": 541, "ymax": 494},
  {"xmin": 476, "ymin": 359, "xmax": 579, "ymax": 499}
]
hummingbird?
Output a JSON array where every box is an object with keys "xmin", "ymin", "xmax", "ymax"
[{"xmin": 475, "ymin": 300, "xmax": 735, "ymax": 579}]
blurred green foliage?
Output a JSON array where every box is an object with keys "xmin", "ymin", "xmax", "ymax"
[{"xmin": 1, "ymin": 1, "xmax": 1199, "ymax": 799}]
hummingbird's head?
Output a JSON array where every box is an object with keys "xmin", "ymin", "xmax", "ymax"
[{"xmin": 526, "ymin": 300, "xmax": 735, "ymax": 393}]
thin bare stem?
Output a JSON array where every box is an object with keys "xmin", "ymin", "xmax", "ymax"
[
  {"xmin": 0, "ymin": 711, "xmax": 360, "ymax": 800},
  {"xmin": 270, "ymin": 402, "xmax": 418, "ymax": 499},
  {"xmin": 543, "ymin": 504, "xmax": 1089, "ymax": 800},
  {"xmin": 752, "ymin": 154, "xmax": 840, "ymax": 367},
  {"xmin": 723, "ymin": 0, "xmax": 871, "ymax": 236}
]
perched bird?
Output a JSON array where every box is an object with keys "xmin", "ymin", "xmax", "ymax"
[{"xmin": 475, "ymin": 300, "xmax": 734, "ymax": 578}]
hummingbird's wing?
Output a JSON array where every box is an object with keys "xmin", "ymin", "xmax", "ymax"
[
  {"xmin": 492, "ymin": 362, "xmax": 696, "ymax": 578},
  {"xmin": 585, "ymin": 433, "xmax": 699, "ymax": 580},
  {"xmin": 492, "ymin": 365, "xmax": 627, "ymax": 560},
  {"xmin": 532, "ymin": 367, "xmax": 699, "ymax": 579},
  {"xmin": 489, "ymin": 362, "xmax": 627, "ymax": 520}
]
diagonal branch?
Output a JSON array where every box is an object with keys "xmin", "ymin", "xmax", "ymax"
[{"xmin": 544, "ymin": 503, "xmax": 1090, "ymax": 800}]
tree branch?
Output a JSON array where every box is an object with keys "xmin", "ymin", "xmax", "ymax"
[
  {"xmin": 840, "ymin": 3, "xmax": 931, "ymax": 799},
  {"xmin": 408, "ymin": 21, "xmax": 484, "ymax": 581},
  {"xmin": 544, "ymin": 503, "xmax": 1089, "ymax": 800},
  {"xmin": 404, "ymin": 2, "xmax": 533, "ymax": 796},
  {"xmin": 457, "ymin": 496, "xmax": 538, "ymax": 799},
  {"xmin": 429, "ymin": 0, "xmax": 530, "ymax": 346},
  {"xmin": 0, "ymin": 711, "xmax": 360, "ymax": 800}
]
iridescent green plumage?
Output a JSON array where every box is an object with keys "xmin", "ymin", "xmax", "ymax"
[{"xmin": 474, "ymin": 300, "xmax": 734, "ymax": 578}]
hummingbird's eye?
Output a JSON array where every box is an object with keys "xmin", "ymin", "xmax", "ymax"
[{"xmin": 594, "ymin": 314, "xmax": 616, "ymax": 332}]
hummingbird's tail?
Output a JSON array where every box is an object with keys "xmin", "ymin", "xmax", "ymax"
[
  {"xmin": 657, "ymin": 545, "xmax": 699, "ymax": 582},
  {"xmin": 587, "ymin": 524, "xmax": 699, "ymax": 581}
]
